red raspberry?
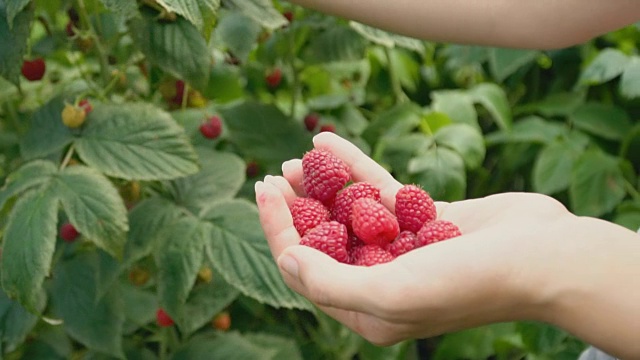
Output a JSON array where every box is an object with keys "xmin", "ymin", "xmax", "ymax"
[
  {"xmin": 416, "ymin": 220, "xmax": 462, "ymax": 248},
  {"xmin": 200, "ymin": 116, "xmax": 222, "ymax": 139},
  {"xmin": 352, "ymin": 245, "xmax": 395, "ymax": 267},
  {"xmin": 65, "ymin": 21, "xmax": 76, "ymax": 37},
  {"xmin": 265, "ymin": 68, "xmax": 282, "ymax": 88},
  {"xmin": 320, "ymin": 124, "xmax": 335, "ymax": 133},
  {"xmin": 351, "ymin": 198, "xmax": 399, "ymax": 246},
  {"xmin": 299, "ymin": 221, "xmax": 349, "ymax": 263},
  {"xmin": 156, "ymin": 308, "xmax": 174, "ymax": 327},
  {"xmin": 304, "ymin": 113, "xmax": 319, "ymax": 132},
  {"xmin": 59, "ymin": 222, "xmax": 79, "ymax": 242},
  {"xmin": 290, "ymin": 197, "xmax": 330, "ymax": 236},
  {"xmin": 331, "ymin": 182, "xmax": 381, "ymax": 230},
  {"xmin": 386, "ymin": 231, "xmax": 417, "ymax": 257},
  {"xmin": 302, "ymin": 149, "xmax": 350, "ymax": 205},
  {"xmin": 21, "ymin": 58, "xmax": 46, "ymax": 81},
  {"xmin": 283, "ymin": 10, "xmax": 294, "ymax": 22},
  {"xmin": 78, "ymin": 99, "xmax": 93, "ymax": 114},
  {"xmin": 245, "ymin": 161, "xmax": 260, "ymax": 178},
  {"xmin": 172, "ymin": 80, "xmax": 186, "ymax": 105},
  {"xmin": 395, "ymin": 184, "xmax": 436, "ymax": 233}
]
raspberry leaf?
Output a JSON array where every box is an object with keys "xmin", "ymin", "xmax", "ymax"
[
  {"xmin": 467, "ymin": 83, "xmax": 512, "ymax": 131},
  {"xmin": 224, "ymin": 0, "xmax": 287, "ymax": 30},
  {"xmin": 5, "ymin": 0, "xmax": 30, "ymax": 29},
  {"xmin": 434, "ymin": 124, "xmax": 486, "ymax": 170},
  {"xmin": 20, "ymin": 97, "xmax": 74, "ymax": 160},
  {"xmin": 152, "ymin": 0, "xmax": 220, "ymax": 31},
  {"xmin": 74, "ymin": 103, "xmax": 199, "ymax": 181},
  {"xmin": 0, "ymin": 0, "xmax": 31, "ymax": 86},
  {"xmin": 201, "ymin": 199, "xmax": 311, "ymax": 310},
  {"xmin": 172, "ymin": 332, "xmax": 278, "ymax": 359},
  {"xmin": 408, "ymin": 147, "xmax": 466, "ymax": 201},
  {"xmin": 0, "ymin": 160, "xmax": 57, "ymax": 210},
  {"xmin": 0, "ymin": 282, "xmax": 44, "ymax": 354}
]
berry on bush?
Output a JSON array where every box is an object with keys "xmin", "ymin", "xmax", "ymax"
[
  {"xmin": 265, "ymin": 68, "xmax": 282, "ymax": 88},
  {"xmin": 290, "ymin": 197, "xmax": 330, "ymax": 236},
  {"xmin": 21, "ymin": 58, "xmax": 46, "ymax": 81},
  {"xmin": 200, "ymin": 116, "xmax": 222, "ymax": 139},
  {"xmin": 59, "ymin": 222, "xmax": 79, "ymax": 242},
  {"xmin": 156, "ymin": 308, "xmax": 174, "ymax": 327},
  {"xmin": 351, "ymin": 198, "xmax": 399, "ymax": 247},
  {"xmin": 212, "ymin": 312, "xmax": 231, "ymax": 331},
  {"xmin": 302, "ymin": 149, "xmax": 350, "ymax": 205},
  {"xmin": 299, "ymin": 221, "xmax": 349, "ymax": 263},
  {"xmin": 319, "ymin": 124, "xmax": 335, "ymax": 133},
  {"xmin": 78, "ymin": 99, "xmax": 93, "ymax": 114},
  {"xmin": 304, "ymin": 113, "xmax": 319, "ymax": 132},
  {"xmin": 395, "ymin": 184, "xmax": 437, "ymax": 233},
  {"xmin": 61, "ymin": 103, "xmax": 87, "ymax": 128},
  {"xmin": 197, "ymin": 266, "xmax": 213, "ymax": 283},
  {"xmin": 128, "ymin": 267, "xmax": 150, "ymax": 286},
  {"xmin": 245, "ymin": 161, "xmax": 260, "ymax": 178}
]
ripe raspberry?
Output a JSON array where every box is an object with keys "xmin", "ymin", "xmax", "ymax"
[
  {"xmin": 320, "ymin": 124, "xmax": 335, "ymax": 133},
  {"xmin": 302, "ymin": 149, "xmax": 350, "ymax": 205},
  {"xmin": 283, "ymin": 10, "xmax": 294, "ymax": 23},
  {"xmin": 290, "ymin": 197, "xmax": 330, "ymax": 236},
  {"xmin": 21, "ymin": 58, "xmax": 46, "ymax": 81},
  {"xmin": 156, "ymin": 308, "xmax": 174, "ymax": 327},
  {"xmin": 352, "ymin": 245, "xmax": 395, "ymax": 267},
  {"xmin": 331, "ymin": 182, "xmax": 381, "ymax": 230},
  {"xmin": 395, "ymin": 184, "xmax": 436, "ymax": 233},
  {"xmin": 78, "ymin": 99, "xmax": 93, "ymax": 114},
  {"xmin": 416, "ymin": 220, "xmax": 462, "ymax": 248},
  {"xmin": 299, "ymin": 221, "xmax": 349, "ymax": 263},
  {"xmin": 386, "ymin": 231, "xmax": 417, "ymax": 257},
  {"xmin": 304, "ymin": 113, "xmax": 319, "ymax": 132},
  {"xmin": 265, "ymin": 68, "xmax": 282, "ymax": 88},
  {"xmin": 245, "ymin": 161, "xmax": 260, "ymax": 178},
  {"xmin": 59, "ymin": 222, "xmax": 79, "ymax": 242},
  {"xmin": 212, "ymin": 311, "xmax": 231, "ymax": 331},
  {"xmin": 173, "ymin": 80, "xmax": 186, "ymax": 105},
  {"xmin": 65, "ymin": 21, "xmax": 76, "ymax": 37},
  {"xmin": 347, "ymin": 233, "xmax": 364, "ymax": 252},
  {"xmin": 352, "ymin": 198, "xmax": 399, "ymax": 246},
  {"xmin": 200, "ymin": 116, "xmax": 222, "ymax": 139}
]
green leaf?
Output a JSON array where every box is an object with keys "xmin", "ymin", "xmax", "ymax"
[
  {"xmin": 130, "ymin": 8, "xmax": 210, "ymax": 90},
  {"xmin": 579, "ymin": 48, "xmax": 629, "ymax": 85},
  {"xmin": 214, "ymin": 11, "xmax": 261, "ymax": 63},
  {"xmin": 362, "ymin": 101, "xmax": 423, "ymax": 145},
  {"xmin": 244, "ymin": 333, "xmax": 303, "ymax": 360},
  {"xmin": 0, "ymin": 0, "xmax": 31, "ymax": 85},
  {"xmin": 467, "ymin": 83, "xmax": 512, "ymax": 130},
  {"xmin": 434, "ymin": 323, "xmax": 517, "ymax": 360},
  {"xmin": 358, "ymin": 340, "xmax": 409, "ymax": 360},
  {"xmin": 156, "ymin": 0, "xmax": 219, "ymax": 30},
  {"xmin": 171, "ymin": 332, "xmax": 276, "ymax": 360},
  {"xmin": 167, "ymin": 148, "xmax": 245, "ymax": 214},
  {"xmin": 570, "ymin": 150, "xmax": 626, "ymax": 217},
  {"xmin": 219, "ymin": 101, "xmax": 312, "ymax": 173},
  {"xmin": 50, "ymin": 253, "xmax": 124, "ymax": 358},
  {"xmin": 0, "ymin": 284, "xmax": 46, "ymax": 354},
  {"xmin": 203, "ymin": 64, "xmax": 244, "ymax": 103},
  {"xmin": 0, "ymin": 160, "xmax": 57, "ymax": 210},
  {"xmin": 202, "ymin": 199, "xmax": 311, "ymax": 310},
  {"xmin": 408, "ymin": 148, "xmax": 466, "ymax": 201},
  {"xmin": 488, "ymin": 48, "xmax": 539, "ymax": 82},
  {"xmin": 223, "ymin": 0, "xmax": 286, "ymax": 30},
  {"xmin": 516, "ymin": 322, "xmax": 570, "ymax": 354},
  {"xmin": 349, "ymin": 22, "xmax": 424, "ymax": 52},
  {"xmin": 21, "ymin": 97, "xmax": 74, "ymax": 160},
  {"xmin": 434, "ymin": 124, "xmax": 485, "ymax": 169},
  {"xmin": 532, "ymin": 136, "xmax": 587, "ymax": 195},
  {"xmin": 97, "ymin": 0, "xmax": 138, "ymax": 18},
  {"xmin": 515, "ymin": 92, "xmax": 586, "ymax": 117},
  {"xmin": 430, "ymin": 90, "xmax": 479, "ymax": 129},
  {"xmin": 303, "ymin": 26, "xmax": 367, "ymax": 64},
  {"xmin": 620, "ymin": 56, "xmax": 640, "ymax": 99},
  {"xmin": 120, "ymin": 283, "xmax": 156, "ymax": 329},
  {"xmin": 569, "ymin": 102, "xmax": 632, "ymax": 140},
  {"xmin": 5, "ymin": 0, "xmax": 30, "ymax": 28},
  {"xmin": 485, "ymin": 116, "xmax": 568, "ymax": 146},
  {"xmin": 52, "ymin": 166, "xmax": 128, "ymax": 258},
  {"xmin": 74, "ymin": 103, "xmax": 199, "ymax": 181},
  {"xmin": 181, "ymin": 275, "xmax": 239, "ymax": 336},
  {"xmin": 613, "ymin": 201, "xmax": 640, "ymax": 232},
  {"xmin": 155, "ymin": 216, "xmax": 205, "ymax": 330},
  {"xmin": 1, "ymin": 187, "xmax": 57, "ymax": 312}
]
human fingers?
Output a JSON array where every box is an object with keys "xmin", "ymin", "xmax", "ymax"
[
  {"xmin": 312, "ymin": 132, "xmax": 402, "ymax": 209},
  {"xmin": 263, "ymin": 175, "xmax": 297, "ymax": 206},
  {"xmin": 255, "ymin": 181, "xmax": 300, "ymax": 259},
  {"xmin": 281, "ymin": 159, "xmax": 305, "ymax": 196}
]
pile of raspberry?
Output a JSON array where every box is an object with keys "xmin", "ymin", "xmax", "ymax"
[{"xmin": 290, "ymin": 149, "xmax": 462, "ymax": 266}]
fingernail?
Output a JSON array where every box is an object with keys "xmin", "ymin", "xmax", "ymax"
[
  {"xmin": 254, "ymin": 181, "xmax": 265, "ymax": 194},
  {"xmin": 278, "ymin": 254, "xmax": 299, "ymax": 279}
]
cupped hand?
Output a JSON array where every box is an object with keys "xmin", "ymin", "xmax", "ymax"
[{"xmin": 255, "ymin": 132, "xmax": 575, "ymax": 345}]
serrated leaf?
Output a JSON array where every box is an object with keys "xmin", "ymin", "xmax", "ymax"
[
  {"xmin": 431, "ymin": 90, "xmax": 479, "ymax": 129},
  {"xmin": 1, "ymin": 187, "xmax": 57, "ymax": 312},
  {"xmin": 21, "ymin": 97, "xmax": 74, "ymax": 161},
  {"xmin": 130, "ymin": 8, "xmax": 210, "ymax": 90},
  {"xmin": 579, "ymin": 48, "xmax": 629, "ymax": 85},
  {"xmin": 219, "ymin": 101, "xmax": 312, "ymax": 174},
  {"xmin": 434, "ymin": 323, "xmax": 517, "ymax": 360},
  {"xmin": 0, "ymin": 284, "xmax": 46, "ymax": 354},
  {"xmin": 181, "ymin": 275, "xmax": 239, "ymax": 336},
  {"xmin": 155, "ymin": 216, "xmax": 205, "ymax": 329},
  {"xmin": 155, "ymin": 0, "xmax": 219, "ymax": 30},
  {"xmin": 223, "ymin": 0, "xmax": 286, "ymax": 30},
  {"xmin": 467, "ymin": 83, "xmax": 512, "ymax": 130},
  {"xmin": 569, "ymin": 102, "xmax": 631, "ymax": 140},
  {"xmin": 485, "ymin": 116, "xmax": 568, "ymax": 146},
  {"xmin": 202, "ymin": 199, "xmax": 311, "ymax": 310},
  {"xmin": 120, "ymin": 283, "xmax": 157, "ymax": 328},
  {"xmin": 620, "ymin": 56, "xmax": 640, "ymax": 99},
  {"xmin": 74, "ymin": 103, "xmax": 199, "ymax": 180},
  {"xmin": 167, "ymin": 148, "xmax": 245, "ymax": 214},
  {"xmin": 488, "ymin": 48, "xmax": 539, "ymax": 82},
  {"xmin": 98, "ymin": 0, "xmax": 138, "ymax": 18},
  {"xmin": 244, "ymin": 333, "xmax": 303, "ymax": 360},
  {"xmin": 303, "ymin": 26, "xmax": 367, "ymax": 64},
  {"xmin": 5, "ymin": 0, "xmax": 30, "ymax": 28},
  {"xmin": 349, "ymin": 22, "xmax": 424, "ymax": 52},
  {"xmin": 50, "ymin": 253, "xmax": 124, "ymax": 358},
  {"xmin": 434, "ymin": 124, "xmax": 485, "ymax": 169},
  {"xmin": 408, "ymin": 148, "xmax": 466, "ymax": 201},
  {"xmin": 0, "ymin": 0, "xmax": 31, "ymax": 85},
  {"xmin": 0, "ymin": 160, "xmax": 57, "ymax": 210},
  {"xmin": 532, "ymin": 137, "xmax": 586, "ymax": 195},
  {"xmin": 52, "ymin": 166, "xmax": 128, "ymax": 258},
  {"xmin": 570, "ymin": 150, "xmax": 626, "ymax": 217},
  {"xmin": 516, "ymin": 321, "xmax": 570, "ymax": 354},
  {"xmin": 362, "ymin": 101, "xmax": 423, "ymax": 145},
  {"xmin": 172, "ymin": 332, "xmax": 276, "ymax": 360},
  {"xmin": 212, "ymin": 11, "xmax": 260, "ymax": 63},
  {"xmin": 515, "ymin": 92, "xmax": 586, "ymax": 117}
]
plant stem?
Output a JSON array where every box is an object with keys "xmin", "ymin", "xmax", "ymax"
[
  {"xmin": 624, "ymin": 179, "xmax": 640, "ymax": 202},
  {"xmin": 76, "ymin": 0, "xmax": 110, "ymax": 85},
  {"xmin": 159, "ymin": 327, "xmax": 168, "ymax": 360},
  {"xmin": 60, "ymin": 144, "xmax": 76, "ymax": 170}
]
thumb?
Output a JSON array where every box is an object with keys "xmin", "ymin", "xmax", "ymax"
[{"xmin": 277, "ymin": 245, "xmax": 385, "ymax": 313}]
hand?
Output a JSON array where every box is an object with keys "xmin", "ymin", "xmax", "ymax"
[{"xmin": 255, "ymin": 132, "xmax": 576, "ymax": 345}]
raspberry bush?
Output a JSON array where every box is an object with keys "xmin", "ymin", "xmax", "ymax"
[{"xmin": 0, "ymin": 0, "xmax": 638, "ymax": 359}]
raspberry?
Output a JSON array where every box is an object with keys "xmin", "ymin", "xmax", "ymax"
[
  {"xmin": 197, "ymin": 266, "xmax": 213, "ymax": 283},
  {"xmin": 304, "ymin": 113, "xmax": 319, "ymax": 131},
  {"xmin": 386, "ymin": 231, "xmax": 417, "ymax": 257},
  {"xmin": 331, "ymin": 182, "xmax": 381, "ymax": 230},
  {"xmin": 78, "ymin": 99, "xmax": 93, "ymax": 114},
  {"xmin": 283, "ymin": 10, "xmax": 294, "ymax": 22},
  {"xmin": 59, "ymin": 222, "xmax": 79, "ymax": 242},
  {"xmin": 156, "ymin": 308, "xmax": 174, "ymax": 327},
  {"xmin": 352, "ymin": 198, "xmax": 399, "ymax": 246},
  {"xmin": 299, "ymin": 221, "xmax": 349, "ymax": 263},
  {"xmin": 290, "ymin": 197, "xmax": 330, "ymax": 236},
  {"xmin": 61, "ymin": 103, "xmax": 86, "ymax": 128},
  {"xmin": 212, "ymin": 311, "xmax": 231, "ymax": 331},
  {"xmin": 416, "ymin": 220, "xmax": 462, "ymax": 248},
  {"xmin": 320, "ymin": 124, "xmax": 335, "ymax": 133},
  {"xmin": 395, "ymin": 184, "xmax": 436, "ymax": 233},
  {"xmin": 245, "ymin": 161, "xmax": 260, "ymax": 178},
  {"xmin": 21, "ymin": 58, "xmax": 46, "ymax": 81},
  {"xmin": 302, "ymin": 149, "xmax": 350, "ymax": 205},
  {"xmin": 352, "ymin": 245, "xmax": 395, "ymax": 267},
  {"xmin": 200, "ymin": 116, "xmax": 222, "ymax": 139},
  {"xmin": 265, "ymin": 68, "xmax": 282, "ymax": 88}
]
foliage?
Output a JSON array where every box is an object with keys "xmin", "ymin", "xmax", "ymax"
[{"xmin": 0, "ymin": 0, "xmax": 639, "ymax": 358}]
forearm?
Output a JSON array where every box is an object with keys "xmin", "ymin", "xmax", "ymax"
[
  {"xmin": 287, "ymin": 0, "xmax": 640, "ymax": 49},
  {"xmin": 535, "ymin": 216, "xmax": 640, "ymax": 359}
]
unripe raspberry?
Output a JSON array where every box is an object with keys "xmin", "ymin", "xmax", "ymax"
[
  {"xmin": 197, "ymin": 267, "xmax": 213, "ymax": 283},
  {"xmin": 61, "ymin": 103, "xmax": 86, "ymax": 128},
  {"xmin": 212, "ymin": 311, "xmax": 231, "ymax": 331}
]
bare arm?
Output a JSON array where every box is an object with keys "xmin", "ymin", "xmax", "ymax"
[{"xmin": 287, "ymin": 0, "xmax": 640, "ymax": 49}]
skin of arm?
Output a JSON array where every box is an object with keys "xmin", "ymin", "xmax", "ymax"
[
  {"xmin": 286, "ymin": 0, "xmax": 640, "ymax": 49},
  {"xmin": 255, "ymin": 132, "xmax": 640, "ymax": 359}
]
